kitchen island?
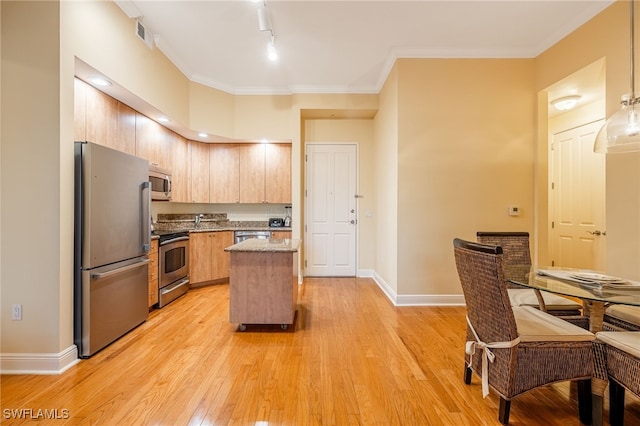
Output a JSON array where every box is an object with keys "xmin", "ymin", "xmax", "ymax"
[{"xmin": 225, "ymin": 238, "xmax": 300, "ymax": 331}]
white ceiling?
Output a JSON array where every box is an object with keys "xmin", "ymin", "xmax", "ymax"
[{"xmin": 115, "ymin": 0, "xmax": 614, "ymax": 96}]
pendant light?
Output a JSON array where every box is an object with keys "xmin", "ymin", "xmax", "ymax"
[{"xmin": 594, "ymin": 0, "xmax": 640, "ymax": 153}]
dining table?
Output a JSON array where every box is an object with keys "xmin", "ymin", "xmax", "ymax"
[
  {"xmin": 508, "ymin": 266, "xmax": 640, "ymax": 426},
  {"xmin": 507, "ymin": 266, "xmax": 640, "ymax": 333}
]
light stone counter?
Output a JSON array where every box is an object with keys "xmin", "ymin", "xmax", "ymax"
[{"xmin": 224, "ymin": 238, "xmax": 300, "ymax": 253}]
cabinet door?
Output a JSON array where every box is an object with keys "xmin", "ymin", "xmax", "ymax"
[
  {"xmin": 265, "ymin": 143, "xmax": 291, "ymax": 203},
  {"xmin": 189, "ymin": 233, "xmax": 214, "ymax": 283},
  {"xmin": 210, "ymin": 144, "xmax": 240, "ymax": 203},
  {"xmin": 168, "ymin": 133, "xmax": 190, "ymax": 203},
  {"xmin": 136, "ymin": 113, "xmax": 169, "ymax": 168},
  {"xmin": 271, "ymin": 231, "xmax": 292, "ymax": 240},
  {"xmin": 239, "ymin": 144, "xmax": 266, "ymax": 203},
  {"xmin": 148, "ymin": 240, "xmax": 159, "ymax": 308},
  {"xmin": 190, "ymin": 141, "xmax": 210, "ymax": 203},
  {"xmin": 116, "ymin": 102, "xmax": 136, "ymax": 156},
  {"xmin": 212, "ymin": 231, "xmax": 233, "ymax": 280},
  {"xmin": 85, "ymin": 83, "xmax": 118, "ymax": 149}
]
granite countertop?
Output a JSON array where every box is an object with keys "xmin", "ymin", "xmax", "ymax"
[
  {"xmin": 224, "ymin": 238, "xmax": 300, "ymax": 253},
  {"xmin": 153, "ymin": 213, "xmax": 291, "ymax": 234}
]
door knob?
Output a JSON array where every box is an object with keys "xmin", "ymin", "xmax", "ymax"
[{"xmin": 587, "ymin": 230, "xmax": 605, "ymax": 236}]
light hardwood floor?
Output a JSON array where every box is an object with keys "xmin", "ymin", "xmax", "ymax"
[{"xmin": 2, "ymin": 277, "xmax": 639, "ymax": 425}]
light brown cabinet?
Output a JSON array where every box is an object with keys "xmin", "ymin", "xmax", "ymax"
[
  {"xmin": 228, "ymin": 243, "xmax": 299, "ymax": 328},
  {"xmin": 135, "ymin": 113, "xmax": 170, "ymax": 169},
  {"xmin": 238, "ymin": 143, "xmax": 291, "ymax": 204},
  {"xmin": 189, "ymin": 231, "xmax": 233, "ymax": 285},
  {"xmin": 239, "ymin": 144, "xmax": 266, "ymax": 203},
  {"xmin": 265, "ymin": 143, "xmax": 292, "ymax": 203},
  {"xmin": 167, "ymin": 133, "xmax": 190, "ymax": 203},
  {"xmin": 148, "ymin": 239, "xmax": 159, "ymax": 308},
  {"xmin": 271, "ymin": 231, "xmax": 292, "ymax": 240},
  {"xmin": 209, "ymin": 144, "xmax": 240, "ymax": 203},
  {"xmin": 190, "ymin": 140, "xmax": 210, "ymax": 203},
  {"xmin": 74, "ymin": 79, "xmax": 136, "ymax": 155}
]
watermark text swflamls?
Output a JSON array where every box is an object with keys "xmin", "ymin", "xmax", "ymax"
[{"xmin": 3, "ymin": 408, "xmax": 70, "ymax": 420}]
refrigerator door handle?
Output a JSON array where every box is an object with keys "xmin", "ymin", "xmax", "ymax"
[
  {"xmin": 91, "ymin": 259, "xmax": 150, "ymax": 280},
  {"xmin": 141, "ymin": 181, "xmax": 151, "ymax": 252}
]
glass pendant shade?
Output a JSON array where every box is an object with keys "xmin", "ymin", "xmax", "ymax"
[{"xmin": 594, "ymin": 96, "xmax": 640, "ymax": 153}]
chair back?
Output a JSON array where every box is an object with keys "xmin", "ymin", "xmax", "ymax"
[
  {"xmin": 477, "ymin": 231, "xmax": 531, "ymax": 285},
  {"xmin": 453, "ymin": 238, "xmax": 519, "ymax": 343}
]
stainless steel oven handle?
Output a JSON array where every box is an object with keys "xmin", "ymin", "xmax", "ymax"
[
  {"xmin": 161, "ymin": 278, "xmax": 190, "ymax": 295},
  {"xmin": 160, "ymin": 236, "xmax": 190, "ymax": 246},
  {"xmin": 91, "ymin": 259, "xmax": 150, "ymax": 279}
]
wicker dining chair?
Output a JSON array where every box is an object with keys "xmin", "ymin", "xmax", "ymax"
[
  {"xmin": 603, "ymin": 305, "xmax": 640, "ymax": 331},
  {"xmin": 595, "ymin": 331, "xmax": 640, "ymax": 426},
  {"xmin": 453, "ymin": 238, "xmax": 596, "ymax": 425},
  {"xmin": 476, "ymin": 232, "xmax": 583, "ymax": 317}
]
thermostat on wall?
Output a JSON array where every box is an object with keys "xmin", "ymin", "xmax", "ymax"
[{"xmin": 508, "ymin": 206, "xmax": 521, "ymax": 216}]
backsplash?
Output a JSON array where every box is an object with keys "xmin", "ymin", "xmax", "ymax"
[
  {"xmin": 154, "ymin": 213, "xmax": 271, "ymax": 232},
  {"xmin": 151, "ymin": 202, "xmax": 290, "ymax": 223}
]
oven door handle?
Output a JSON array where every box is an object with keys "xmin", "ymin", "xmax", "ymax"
[
  {"xmin": 161, "ymin": 278, "xmax": 190, "ymax": 295},
  {"xmin": 160, "ymin": 236, "xmax": 190, "ymax": 246},
  {"xmin": 91, "ymin": 259, "xmax": 150, "ymax": 279}
]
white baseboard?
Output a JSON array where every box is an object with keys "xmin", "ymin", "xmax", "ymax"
[
  {"xmin": 1, "ymin": 345, "xmax": 80, "ymax": 375},
  {"xmin": 371, "ymin": 271, "xmax": 465, "ymax": 307}
]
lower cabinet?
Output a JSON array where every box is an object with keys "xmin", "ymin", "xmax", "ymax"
[
  {"xmin": 189, "ymin": 231, "xmax": 233, "ymax": 285},
  {"xmin": 148, "ymin": 239, "xmax": 159, "ymax": 308},
  {"xmin": 271, "ymin": 231, "xmax": 292, "ymax": 240}
]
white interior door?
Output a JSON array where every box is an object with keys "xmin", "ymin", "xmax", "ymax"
[
  {"xmin": 305, "ymin": 144, "xmax": 357, "ymax": 276},
  {"xmin": 551, "ymin": 120, "xmax": 606, "ymax": 270}
]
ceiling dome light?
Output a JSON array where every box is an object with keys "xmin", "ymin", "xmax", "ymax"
[
  {"xmin": 198, "ymin": 132, "xmax": 208, "ymax": 138},
  {"xmin": 88, "ymin": 77, "xmax": 112, "ymax": 87},
  {"xmin": 551, "ymin": 95, "xmax": 581, "ymax": 111}
]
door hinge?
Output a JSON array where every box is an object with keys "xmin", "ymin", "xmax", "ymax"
[
  {"xmin": 552, "ymin": 221, "xmax": 555, "ymax": 229},
  {"xmin": 551, "ymin": 182, "xmax": 555, "ymax": 190},
  {"xmin": 551, "ymin": 260, "xmax": 555, "ymax": 267},
  {"xmin": 304, "ymin": 260, "xmax": 307, "ymax": 267},
  {"xmin": 305, "ymin": 224, "xmax": 307, "ymax": 232},
  {"xmin": 305, "ymin": 154, "xmax": 308, "ymax": 162}
]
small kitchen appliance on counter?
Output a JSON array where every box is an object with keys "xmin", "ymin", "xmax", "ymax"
[{"xmin": 269, "ymin": 217, "xmax": 284, "ymax": 227}]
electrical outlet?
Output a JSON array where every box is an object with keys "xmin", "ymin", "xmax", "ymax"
[{"xmin": 12, "ymin": 304, "xmax": 22, "ymax": 320}]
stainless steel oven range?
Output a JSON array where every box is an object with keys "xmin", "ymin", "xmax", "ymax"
[{"xmin": 157, "ymin": 231, "xmax": 190, "ymax": 307}]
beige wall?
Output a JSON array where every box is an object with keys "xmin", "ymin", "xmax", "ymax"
[
  {"xmin": 373, "ymin": 65, "xmax": 399, "ymax": 293},
  {"xmin": 1, "ymin": 1, "xmax": 70, "ymax": 354},
  {"xmin": 394, "ymin": 58, "xmax": 535, "ymax": 295},
  {"xmin": 69, "ymin": 1, "xmax": 190, "ymax": 127},
  {"xmin": 536, "ymin": 0, "xmax": 640, "ymax": 280}
]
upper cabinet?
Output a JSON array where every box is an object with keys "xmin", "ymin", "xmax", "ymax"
[
  {"xmin": 239, "ymin": 144, "xmax": 266, "ymax": 203},
  {"xmin": 238, "ymin": 143, "xmax": 291, "ymax": 204},
  {"xmin": 167, "ymin": 132, "xmax": 190, "ymax": 203},
  {"xmin": 210, "ymin": 144, "xmax": 240, "ymax": 203},
  {"xmin": 74, "ymin": 78, "xmax": 292, "ymax": 205},
  {"xmin": 135, "ymin": 113, "xmax": 170, "ymax": 169},
  {"xmin": 190, "ymin": 140, "xmax": 210, "ymax": 203},
  {"xmin": 265, "ymin": 143, "xmax": 291, "ymax": 204},
  {"xmin": 74, "ymin": 79, "xmax": 135, "ymax": 156}
]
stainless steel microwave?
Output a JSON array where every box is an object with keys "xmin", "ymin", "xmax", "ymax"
[{"xmin": 149, "ymin": 164, "xmax": 172, "ymax": 201}]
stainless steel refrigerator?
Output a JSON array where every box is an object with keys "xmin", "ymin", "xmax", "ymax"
[{"xmin": 74, "ymin": 141, "xmax": 151, "ymax": 358}]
